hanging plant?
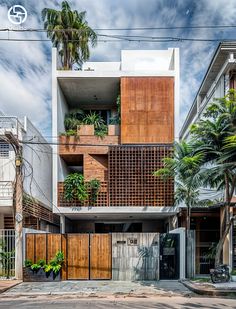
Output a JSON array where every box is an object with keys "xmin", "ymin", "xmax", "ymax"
[
  {"xmin": 87, "ymin": 179, "xmax": 101, "ymax": 205},
  {"xmin": 64, "ymin": 109, "xmax": 85, "ymax": 131},
  {"xmin": 64, "ymin": 173, "xmax": 88, "ymax": 202}
]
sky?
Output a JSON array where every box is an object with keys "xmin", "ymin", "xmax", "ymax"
[{"xmin": 0, "ymin": 0, "xmax": 236, "ymax": 138}]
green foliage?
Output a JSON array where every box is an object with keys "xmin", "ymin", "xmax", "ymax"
[
  {"xmin": 109, "ymin": 94, "xmax": 121, "ymax": 125},
  {"xmin": 94, "ymin": 123, "xmax": 108, "ymax": 138},
  {"xmin": 0, "ymin": 242, "xmax": 15, "ymax": 278},
  {"xmin": 31, "ymin": 263, "xmax": 41, "ymax": 272},
  {"xmin": 87, "ymin": 179, "xmax": 101, "ymax": 205},
  {"xmin": 231, "ymin": 269, "xmax": 236, "ymax": 276},
  {"xmin": 25, "ymin": 251, "xmax": 64, "ymax": 277},
  {"xmin": 202, "ymin": 242, "xmax": 217, "ymax": 260},
  {"xmin": 81, "ymin": 111, "xmax": 108, "ymax": 138},
  {"xmin": 44, "ymin": 251, "xmax": 64, "ymax": 276},
  {"xmin": 43, "ymin": 264, "xmax": 53, "ymax": 274},
  {"xmin": 42, "ymin": 1, "xmax": 97, "ymax": 69},
  {"xmin": 189, "ymin": 89, "xmax": 236, "ymax": 266},
  {"xmin": 154, "ymin": 141, "xmax": 205, "ymax": 210},
  {"xmin": 64, "ymin": 173, "xmax": 88, "ymax": 202},
  {"xmin": 24, "ymin": 259, "xmax": 33, "ymax": 268},
  {"xmin": 82, "ymin": 111, "xmax": 103, "ymax": 126},
  {"xmin": 64, "ymin": 109, "xmax": 84, "ymax": 130},
  {"xmin": 60, "ymin": 129, "xmax": 77, "ymax": 137},
  {"xmin": 38, "ymin": 259, "xmax": 46, "ymax": 267}
]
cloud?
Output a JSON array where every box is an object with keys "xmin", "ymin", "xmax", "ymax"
[{"xmin": 0, "ymin": 0, "xmax": 236, "ymax": 137}]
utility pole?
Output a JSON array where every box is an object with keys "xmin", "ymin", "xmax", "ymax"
[{"xmin": 5, "ymin": 131, "xmax": 23, "ymax": 280}]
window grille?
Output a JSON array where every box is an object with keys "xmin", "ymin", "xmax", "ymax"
[{"xmin": 0, "ymin": 141, "xmax": 10, "ymax": 158}]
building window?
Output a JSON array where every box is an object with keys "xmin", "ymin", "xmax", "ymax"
[{"xmin": 0, "ymin": 141, "xmax": 10, "ymax": 158}]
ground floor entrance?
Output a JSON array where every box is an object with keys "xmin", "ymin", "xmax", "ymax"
[
  {"xmin": 160, "ymin": 233, "xmax": 180, "ymax": 280},
  {"xmin": 67, "ymin": 234, "xmax": 111, "ymax": 280},
  {"xmin": 25, "ymin": 232, "xmax": 182, "ymax": 281}
]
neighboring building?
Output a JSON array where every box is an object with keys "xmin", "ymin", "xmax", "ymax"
[
  {"xmin": 0, "ymin": 114, "xmax": 59, "ymax": 231},
  {"xmin": 52, "ymin": 47, "xmax": 179, "ymax": 233},
  {"xmin": 180, "ymin": 41, "xmax": 236, "ymax": 140},
  {"xmin": 179, "ymin": 41, "xmax": 236, "ymax": 271}
]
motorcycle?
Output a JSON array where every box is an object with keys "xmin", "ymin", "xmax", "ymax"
[{"xmin": 210, "ymin": 264, "xmax": 230, "ymax": 283}]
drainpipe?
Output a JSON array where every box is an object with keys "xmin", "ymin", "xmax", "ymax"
[{"xmin": 60, "ymin": 215, "xmax": 65, "ymax": 234}]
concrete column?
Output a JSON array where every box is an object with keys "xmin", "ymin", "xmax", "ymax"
[
  {"xmin": 60, "ymin": 215, "xmax": 65, "ymax": 234},
  {"xmin": 0, "ymin": 213, "xmax": 4, "ymax": 229}
]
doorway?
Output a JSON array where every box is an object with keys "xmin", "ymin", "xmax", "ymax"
[{"xmin": 160, "ymin": 233, "xmax": 180, "ymax": 279}]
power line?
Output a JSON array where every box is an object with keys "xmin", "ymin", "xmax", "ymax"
[
  {"xmin": 2, "ymin": 25, "xmax": 236, "ymax": 32},
  {"xmin": 0, "ymin": 36, "xmax": 234, "ymax": 43}
]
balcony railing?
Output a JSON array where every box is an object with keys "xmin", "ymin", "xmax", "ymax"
[
  {"xmin": 59, "ymin": 125, "xmax": 120, "ymax": 155},
  {"xmin": 0, "ymin": 116, "xmax": 22, "ymax": 138},
  {"xmin": 58, "ymin": 181, "xmax": 108, "ymax": 207},
  {"xmin": 0, "ymin": 181, "xmax": 13, "ymax": 199}
]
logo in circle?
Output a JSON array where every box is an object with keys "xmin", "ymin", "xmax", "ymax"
[{"xmin": 8, "ymin": 5, "xmax": 27, "ymax": 25}]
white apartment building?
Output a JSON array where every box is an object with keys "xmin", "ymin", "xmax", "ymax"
[
  {"xmin": 179, "ymin": 41, "xmax": 236, "ymax": 269},
  {"xmin": 0, "ymin": 114, "xmax": 59, "ymax": 231}
]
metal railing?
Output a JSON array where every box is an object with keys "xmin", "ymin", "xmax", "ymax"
[
  {"xmin": 0, "ymin": 181, "xmax": 13, "ymax": 199},
  {"xmin": 0, "ymin": 116, "xmax": 23, "ymax": 138},
  {"xmin": 0, "ymin": 229, "xmax": 15, "ymax": 278}
]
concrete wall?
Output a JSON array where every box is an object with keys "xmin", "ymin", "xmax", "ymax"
[
  {"xmin": 22, "ymin": 118, "xmax": 52, "ymax": 209},
  {"xmin": 112, "ymin": 233, "xmax": 159, "ymax": 280}
]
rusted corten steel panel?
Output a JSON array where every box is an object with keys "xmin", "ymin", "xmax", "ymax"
[
  {"xmin": 108, "ymin": 145, "xmax": 174, "ymax": 207},
  {"xmin": 121, "ymin": 77, "xmax": 174, "ymax": 144}
]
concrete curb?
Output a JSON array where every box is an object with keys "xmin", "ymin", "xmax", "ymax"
[
  {"xmin": 0, "ymin": 281, "xmax": 22, "ymax": 294},
  {"xmin": 0, "ymin": 291, "xmax": 191, "ymax": 299},
  {"xmin": 181, "ymin": 280, "xmax": 236, "ymax": 297}
]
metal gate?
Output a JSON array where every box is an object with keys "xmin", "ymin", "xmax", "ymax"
[{"xmin": 160, "ymin": 233, "xmax": 180, "ymax": 280}]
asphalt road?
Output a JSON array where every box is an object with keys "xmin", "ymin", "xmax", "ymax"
[{"xmin": 0, "ymin": 296, "xmax": 236, "ymax": 309}]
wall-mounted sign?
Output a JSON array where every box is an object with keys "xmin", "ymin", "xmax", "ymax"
[
  {"xmin": 127, "ymin": 238, "xmax": 138, "ymax": 246},
  {"xmin": 8, "ymin": 5, "xmax": 27, "ymax": 25}
]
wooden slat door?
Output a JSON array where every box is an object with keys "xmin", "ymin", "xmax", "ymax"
[
  {"xmin": 90, "ymin": 234, "xmax": 112, "ymax": 279},
  {"xmin": 67, "ymin": 234, "xmax": 89, "ymax": 279}
]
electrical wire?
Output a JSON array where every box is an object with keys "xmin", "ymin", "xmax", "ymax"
[{"xmin": 2, "ymin": 25, "xmax": 236, "ymax": 31}]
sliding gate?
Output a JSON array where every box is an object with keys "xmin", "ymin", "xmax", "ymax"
[{"xmin": 25, "ymin": 233, "xmax": 112, "ymax": 280}]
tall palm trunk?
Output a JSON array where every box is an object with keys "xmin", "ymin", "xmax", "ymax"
[{"xmin": 214, "ymin": 173, "xmax": 236, "ymax": 267}]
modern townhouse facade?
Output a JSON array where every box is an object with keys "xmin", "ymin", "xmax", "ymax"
[
  {"xmin": 52, "ymin": 47, "xmax": 180, "ymax": 234},
  {"xmin": 0, "ymin": 114, "xmax": 59, "ymax": 231},
  {"xmin": 179, "ymin": 41, "xmax": 236, "ymax": 272}
]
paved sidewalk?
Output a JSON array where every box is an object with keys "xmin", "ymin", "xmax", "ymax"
[
  {"xmin": 1, "ymin": 280, "xmax": 193, "ymax": 298},
  {"xmin": 182, "ymin": 280, "xmax": 236, "ymax": 297},
  {"xmin": 0, "ymin": 280, "xmax": 22, "ymax": 294}
]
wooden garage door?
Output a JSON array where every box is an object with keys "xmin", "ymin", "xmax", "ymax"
[
  {"xmin": 67, "ymin": 234, "xmax": 89, "ymax": 280},
  {"xmin": 90, "ymin": 234, "xmax": 112, "ymax": 279}
]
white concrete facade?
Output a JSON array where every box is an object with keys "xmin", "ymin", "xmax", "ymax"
[
  {"xmin": 0, "ymin": 114, "xmax": 53, "ymax": 228},
  {"xmin": 180, "ymin": 42, "xmax": 236, "ymax": 140},
  {"xmin": 52, "ymin": 47, "xmax": 180, "ymax": 220},
  {"xmin": 179, "ymin": 42, "xmax": 236, "ymax": 269}
]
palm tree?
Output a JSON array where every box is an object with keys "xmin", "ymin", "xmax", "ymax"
[
  {"xmin": 191, "ymin": 89, "xmax": 236, "ymax": 266},
  {"xmin": 154, "ymin": 141, "xmax": 206, "ymax": 277},
  {"xmin": 154, "ymin": 141, "xmax": 205, "ymax": 232},
  {"xmin": 42, "ymin": 1, "xmax": 97, "ymax": 69}
]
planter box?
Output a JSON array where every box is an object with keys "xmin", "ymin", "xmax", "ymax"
[
  {"xmin": 108, "ymin": 125, "xmax": 119, "ymax": 136},
  {"xmin": 231, "ymin": 275, "xmax": 236, "ymax": 282},
  {"xmin": 23, "ymin": 267, "xmax": 61, "ymax": 282},
  {"xmin": 77, "ymin": 125, "xmax": 94, "ymax": 136}
]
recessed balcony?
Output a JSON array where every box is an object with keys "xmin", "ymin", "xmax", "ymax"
[{"xmin": 59, "ymin": 124, "xmax": 120, "ymax": 156}]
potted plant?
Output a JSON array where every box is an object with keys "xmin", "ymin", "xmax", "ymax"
[
  {"xmin": 231, "ymin": 269, "xmax": 236, "ymax": 282},
  {"xmin": 24, "ymin": 251, "xmax": 64, "ymax": 282}
]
